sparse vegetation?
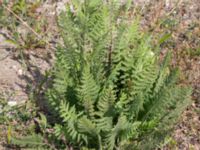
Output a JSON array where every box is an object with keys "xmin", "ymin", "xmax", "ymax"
[{"xmin": 0, "ymin": 0, "xmax": 199, "ymax": 149}]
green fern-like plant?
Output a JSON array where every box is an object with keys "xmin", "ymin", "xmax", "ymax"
[
  {"xmin": 46, "ymin": 0, "xmax": 191, "ymax": 149},
  {"xmin": 10, "ymin": 134, "xmax": 47, "ymax": 149}
]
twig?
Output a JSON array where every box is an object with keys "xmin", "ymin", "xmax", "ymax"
[
  {"xmin": 0, "ymin": 53, "xmax": 10, "ymax": 61},
  {"xmin": 2, "ymin": 4, "xmax": 42, "ymax": 39},
  {"xmin": 152, "ymin": 0, "xmax": 182, "ymax": 33},
  {"xmin": 2, "ymin": 4, "xmax": 57, "ymax": 50}
]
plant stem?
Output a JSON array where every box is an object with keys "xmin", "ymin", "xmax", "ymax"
[{"xmin": 98, "ymin": 135, "xmax": 102, "ymax": 150}]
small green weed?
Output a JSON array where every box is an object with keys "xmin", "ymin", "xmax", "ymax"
[
  {"xmin": 187, "ymin": 48, "xmax": 200, "ymax": 57},
  {"xmin": 0, "ymin": 0, "xmax": 47, "ymax": 68}
]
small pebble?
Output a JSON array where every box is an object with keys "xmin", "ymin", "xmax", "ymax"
[
  {"xmin": 18, "ymin": 69, "xmax": 23, "ymax": 75},
  {"xmin": 12, "ymin": 65, "xmax": 17, "ymax": 70}
]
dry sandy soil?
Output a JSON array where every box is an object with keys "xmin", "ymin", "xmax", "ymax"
[{"xmin": 0, "ymin": 0, "xmax": 199, "ymax": 149}]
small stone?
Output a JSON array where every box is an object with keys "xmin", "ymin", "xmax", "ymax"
[
  {"xmin": 12, "ymin": 65, "xmax": 17, "ymax": 69},
  {"xmin": 17, "ymin": 69, "xmax": 23, "ymax": 75}
]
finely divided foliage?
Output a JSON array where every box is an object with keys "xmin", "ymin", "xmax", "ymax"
[{"xmin": 46, "ymin": 0, "xmax": 191, "ymax": 149}]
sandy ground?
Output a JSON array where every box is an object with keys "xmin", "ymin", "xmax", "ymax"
[
  {"xmin": 0, "ymin": 35, "xmax": 51, "ymax": 105},
  {"xmin": 0, "ymin": 0, "xmax": 199, "ymax": 149}
]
